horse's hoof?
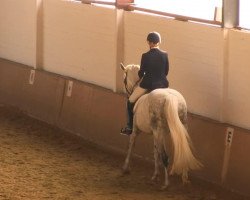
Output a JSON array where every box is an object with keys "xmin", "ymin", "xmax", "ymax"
[
  {"xmin": 151, "ymin": 175, "xmax": 160, "ymax": 183},
  {"xmin": 160, "ymin": 184, "xmax": 169, "ymax": 191},
  {"xmin": 122, "ymin": 168, "xmax": 130, "ymax": 175},
  {"xmin": 182, "ymin": 180, "xmax": 191, "ymax": 185}
]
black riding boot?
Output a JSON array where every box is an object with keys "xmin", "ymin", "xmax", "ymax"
[{"xmin": 120, "ymin": 100, "xmax": 135, "ymax": 136}]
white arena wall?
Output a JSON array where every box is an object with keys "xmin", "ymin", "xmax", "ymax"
[
  {"xmin": 42, "ymin": 0, "xmax": 118, "ymax": 90},
  {"xmin": 0, "ymin": 0, "xmax": 37, "ymax": 67},
  {"xmin": 226, "ymin": 30, "xmax": 250, "ymax": 128}
]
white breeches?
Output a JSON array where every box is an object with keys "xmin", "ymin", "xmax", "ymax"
[{"xmin": 129, "ymin": 86, "xmax": 147, "ymax": 103}]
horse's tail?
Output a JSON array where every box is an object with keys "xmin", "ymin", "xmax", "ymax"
[{"xmin": 165, "ymin": 94, "xmax": 202, "ymax": 177}]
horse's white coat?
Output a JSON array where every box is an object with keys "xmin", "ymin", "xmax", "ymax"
[{"xmin": 121, "ymin": 64, "xmax": 202, "ymax": 189}]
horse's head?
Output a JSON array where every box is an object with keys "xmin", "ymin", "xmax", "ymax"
[{"xmin": 120, "ymin": 63, "xmax": 140, "ymax": 95}]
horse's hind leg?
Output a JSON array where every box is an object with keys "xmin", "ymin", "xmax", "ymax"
[
  {"xmin": 161, "ymin": 132, "xmax": 170, "ymax": 189},
  {"xmin": 161, "ymin": 168, "xmax": 169, "ymax": 190},
  {"xmin": 179, "ymin": 107, "xmax": 191, "ymax": 184},
  {"xmin": 152, "ymin": 136, "xmax": 161, "ymax": 182},
  {"xmin": 179, "ymin": 105, "xmax": 188, "ymax": 130},
  {"xmin": 152, "ymin": 129, "xmax": 170, "ymax": 189},
  {"xmin": 122, "ymin": 131, "xmax": 138, "ymax": 174},
  {"xmin": 182, "ymin": 170, "xmax": 190, "ymax": 184}
]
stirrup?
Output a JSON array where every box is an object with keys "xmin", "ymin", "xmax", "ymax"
[{"xmin": 120, "ymin": 127, "xmax": 132, "ymax": 136}]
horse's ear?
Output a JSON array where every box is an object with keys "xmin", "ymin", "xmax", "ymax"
[{"xmin": 120, "ymin": 63, "xmax": 125, "ymax": 71}]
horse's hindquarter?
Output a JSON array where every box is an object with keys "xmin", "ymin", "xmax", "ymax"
[
  {"xmin": 133, "ymin": 88, "xmax": 187, "ymax": 134},
  {"xmin": 152, "ymin": 88, "xmax": 187, "ymax": 114}
]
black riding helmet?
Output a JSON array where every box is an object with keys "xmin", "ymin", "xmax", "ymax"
[{"xmin": 147, "ymin": 32, "xmax": 161, "ymax": 44}]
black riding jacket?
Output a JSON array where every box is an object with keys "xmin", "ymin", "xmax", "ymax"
[{"xmin": 138, "ymin": 48, "xmax": 169, "ymax": 91}]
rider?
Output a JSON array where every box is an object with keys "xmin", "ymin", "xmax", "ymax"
[{"xmin": 121, "ymin": 31, "xmax": 169, "ymax": 136}]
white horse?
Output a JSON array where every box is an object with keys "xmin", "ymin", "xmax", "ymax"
[{"xmin": 121, "ymin": 64, "xmax": 202, "ymax": 189}]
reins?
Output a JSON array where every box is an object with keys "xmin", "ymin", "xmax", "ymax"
[
  {"xmin": 123, "ymin": 72, "xmax": 131, "ymax": 96},
  {"xmin": 124, "ymin": 71, "xmax": 141, "ymax": 97}
]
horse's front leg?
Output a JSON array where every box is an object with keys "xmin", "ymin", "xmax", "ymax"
[{"xmin": 122, "ymin": 131, "xmax": 137, "ymax": 174}]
